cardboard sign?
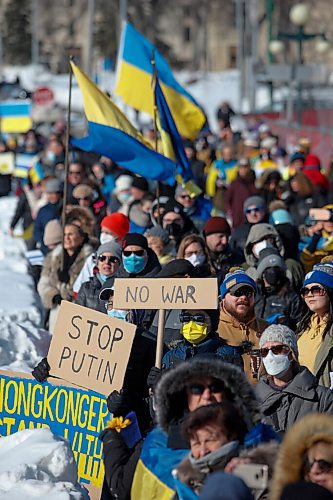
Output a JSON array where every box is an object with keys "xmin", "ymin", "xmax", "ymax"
[
  {"xmin": 0, "ymin": 152, "xmax": 15, "ymax": 175},
  {"xmin": 113, "ymin": 277, "xmax": 218, "ymax": 310},
  {"xmin": 48, "ymin": 301, "xmax": 136, "ymax": 396},
  {"xmin": 0, "ymin": 370, "xmax": 110, "ymax": 500}
]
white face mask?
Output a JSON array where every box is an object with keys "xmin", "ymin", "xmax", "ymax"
[
  {"xmin": 185, "ymin": 254, "xmax": 206, "ymax": 267},
  {"xmin": 262, "ymin": 350, "xmax": 291, "ymax": 377},
  {"xmin": 100, "ymin": 233, "xmax": 116, "ymax": 245},
  {"xmin": 253, "ymin": 240, "xmax": 273, "ymax": 258}
]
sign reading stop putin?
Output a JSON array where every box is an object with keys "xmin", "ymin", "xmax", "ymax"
[{"xmin": 33, "ymin": 86, "xmax": 54, "ymax": 106}]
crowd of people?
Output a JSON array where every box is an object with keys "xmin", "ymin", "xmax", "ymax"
[{"xmin": 4, "ymin": 110, "xmax": 333, "ymax": 499}]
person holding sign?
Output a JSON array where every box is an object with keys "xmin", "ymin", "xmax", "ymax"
[
  {"xmin": 75, "ymin": 241, "xmax": 121, "ymax": 312},
  {"xmin": 161, "ymin": 307, "xmax": 243, "ymax": 369}
]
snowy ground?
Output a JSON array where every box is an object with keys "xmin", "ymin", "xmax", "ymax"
[
  {"xmin": 0, "ymin": 428, "xmax": 89, "ymax": 499},
  {"xmin": 0, "ymin": 196, "xmax": 50, "ymax": 373}
]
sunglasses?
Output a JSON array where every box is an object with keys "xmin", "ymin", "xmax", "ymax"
[
  {"xmin": 304, "ymin": 458, "xmax": 333, "ymax": 474},
  {"xmin": 245, "ymin": 207, "xmax": 264, "ymax": 214},
  {"xmin": 98, "ymin": 255, "xmax": 119, "ymax": 264},
  {"xmin": 260, "ymin": 345, "xmax": 290, "ymax": 358},
  {"xmin": 179, "ymin": 194, "xmax": 191, "ymax": 199},
  {"xmin": 179, "ymin": 313, "xmax": 206, "ymax": 324},
  {"xmin": 123, "ymin": 249, "xmax": 145, "ymax": 257},
  {"xmin": 229, "ymin": 286, "xmax": 254, "ymax": 298},
  {"xmin": 69, "ymin": 170, "xmax": 82, "ymax": 175},
  {"xmin": 300, "ymin": 285, "xmax": 326, "ymax": 298},
  {"xmin": 188, "ymin": 381, "xmax": 225, "ymax": 395},
  {"xmin": 76, "ymin": 196, "xmax": 90, "ymax": 201}
]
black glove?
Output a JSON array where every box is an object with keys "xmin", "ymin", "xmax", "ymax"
[
  {"xmin": 57, "ymin": 269, "xmax": 70, "ymax": 284},
  {"xmin": 147, "ymin": 366, "xmax": 162, "ymax": 389},
  {"xmin": 52, "ymin": 294, "xmax": 62, "ymax": 305},
  {"xmin": 106, "ymin": 390, "xmax": 128, "ymax": 416},
  {"xmin": 32, "ymin": 357, "xmax": 50, "ymax": 383}
]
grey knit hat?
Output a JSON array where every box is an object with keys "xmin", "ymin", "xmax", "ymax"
[
  {"xmin": 243, "ymin": 195, "xmax": 266, "ymax": 213},
  {"xmin": 96, "ymin": 241, "xmax": 122, "ymax": 261},
  {"xmin": 259, "ymin": 324, "xmax": 298, "ymax": 358},
  {"xmin": 145, "ymin": 225, "xmax": 170, "ymax": 245},
  {"xmin": 257, "ymin": 253, "xmax": 286, "ymax": 278}
]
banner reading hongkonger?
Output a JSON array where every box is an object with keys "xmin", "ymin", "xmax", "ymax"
[{"xmin": 0, "ymin": 370, "xmax": 109, "ymax": 500}]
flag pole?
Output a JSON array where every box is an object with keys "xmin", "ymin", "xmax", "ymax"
[
  {"xmin": 151, "ymin": 49, "xmax": 165, "ymax": 369},
  {"xmin": 60, "ymin": 55, "xmax": 74, "ymax": 270}
]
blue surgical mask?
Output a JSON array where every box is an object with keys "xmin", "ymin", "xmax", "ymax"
[
  {"xmin": 107, "ymin": 309, "xmax": 128, "ymax": 321},
  {"xmin": 123, "ymin": 254, "xmax": 145, "ymax": 274},
  {"xmin": 99, "ymin": 273, "xmax": 108, "ymax": 282},
  {"xmin": 47, "ymin": 151, "xmax": 56, "ymax": 162}
]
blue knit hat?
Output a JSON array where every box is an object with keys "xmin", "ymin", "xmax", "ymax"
[
  {"xmin": 220, "ymin": 269, "xmax": 257, "ymax": 299},
  {"xmin": 303, "ymin": 262, "xmax": 333, "ymax": 289}
]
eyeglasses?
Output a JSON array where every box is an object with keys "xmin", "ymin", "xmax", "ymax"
[
  {"xmin": 260, "ymin": 345, "xmax": 290, "ymax": 358},
  {"xmin": 188, "ymin": 381, "xmax": 225, "ymax": 395},
  {"xmin": 76, "ymin": 196, "xmax": 90, "ymax": 201},
  {"xmin": 179, "ymin": 313, "xmax": 206, "ymax": 324},
  {"xmin": 123, "ymin": 249, "xmax": 145, "ymax": 257},
  {"xmin": 245, "ymin": 207, "xmax": 264, "ymax": 214},
  {"xmin": 98, "ymin": 255, "xmax": 119, "ymax": 264},
  {"xmin": 229, "ymin": 286, "xmax": 254, "ymax": 298},
  {"xmin": 304, "ymin": 458, "xmax": 333, "ymax": 474},
  {"xmin": 300, "ymin": 285, "xmax": 326, "ymax": 298}
]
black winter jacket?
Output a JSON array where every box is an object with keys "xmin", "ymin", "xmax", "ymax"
[{"xmin": 75, "ymin": 274, "xmax": 106, "ymax": 313}]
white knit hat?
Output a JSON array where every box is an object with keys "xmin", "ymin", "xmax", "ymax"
[{"xmin": 259, "ymin": 324, "xmax": 298, "ymax": 358}]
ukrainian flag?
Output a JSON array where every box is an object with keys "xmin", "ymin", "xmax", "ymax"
[
  {"xmin": 71, "ymin": 62, "xmax": 176, "ymax": 185},
  {"xmin": 0, "ymin": 101, "xmax": 32, "ymax": 133},
  {"xmin": 115, "ymin": 23, "xmax": 205, "ymax": 140}
]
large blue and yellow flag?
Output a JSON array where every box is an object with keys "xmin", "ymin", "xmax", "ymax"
[
  {"xmin": 70, "ymin": 62, "xmax": 176, "ymax": 185},
  {"xmin": 115, "ymin": 22, "xmax": 205, "ymax": 140}
]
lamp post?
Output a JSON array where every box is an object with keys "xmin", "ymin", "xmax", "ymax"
[{"xmin": 269, "ymin": 3, "xmax": 329, "ymax": 126}]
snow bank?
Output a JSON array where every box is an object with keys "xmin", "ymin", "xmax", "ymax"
[
  {"xmin": 0, "ymin": 428, "xmax": 89, "ymax": 499},
  {"xmin": 0, "ymin": 196, "xmax": 51, "ymax": 372}
]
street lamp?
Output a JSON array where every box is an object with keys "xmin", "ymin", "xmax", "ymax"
[{"xmin": 269, "ymin": 2, "xmax": 329, "ymax": 126}]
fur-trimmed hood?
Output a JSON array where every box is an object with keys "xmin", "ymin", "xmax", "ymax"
[
  {"xmin": 65, "ymin": 205, "xmax": 96, "ymax": 236},
  {"xmin": 244, "ymin": 223, "xmax": 284, "ymax": 267},
  {"xmin": 270, "ymin": 413, "xmax": 333, "ymax": 500},
  {"xmin": 155, "ymin": 357, "xmax": 261, "ymax": 434}
]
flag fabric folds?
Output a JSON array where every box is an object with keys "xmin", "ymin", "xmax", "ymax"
[
  {"xmin": 115, "ymin": 22, "xmax": 205, "ymax": 140},
  {"xmin": 70, "ymin": 62, "xmax": 176, "ymax": 185}
]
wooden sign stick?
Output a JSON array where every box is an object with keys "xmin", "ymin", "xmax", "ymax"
[{"xmin": 155, "ymin": 309, "xmax": 166, "ymax": 368}]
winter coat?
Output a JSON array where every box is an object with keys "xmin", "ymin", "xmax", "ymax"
[
  {"xmin": 224, "ymin": 173, "xmax": 258, "ymax": 228},
  {"xmin": 37, "ymin": 242, "xmax": 94, "ymax": 309},
  {"xmin": 208, "ymin": 245, "xmax": 243, "ymax": 281},
  {"xmin": 244, "ymin": 224, "xmax": 304, "ymax": 291},
  {"xmin": 254, "ymin": 281, "xmax": 303, "ymax": 329},
  {"xmin": 256, "ymin": 366, "xmax": 333, "ymax": 435},
  {"xmin": 161, "ymin": 332, "xmax": 243, "ymax": 370},
  {"xmin": 270, "ymin": 413, "xmax": 333, "ymax": 500},
  {"xmin": 75, "ymin": 274, "xmax": 106, "ymax": 313},
  {"xmin": 33, "ymin": 201, "xmax": 62, "ymax": 255},
  {"xmin": 131, "ymin": 358, "xmax": 262, "ymax": 499},
  {"xmin": 285, "ymin": 191, "xmax": 326, "ymax": 228},
  {"xmin": 229, "ymin": 221, "xmax": 253, "ymax": 257},
  {"xmin": 218, "ymin": 306, "xmax": 268, "ymax": 382},
  {"xmin": 297, "ymin": 321, "xmax": 333, "ymax": 388},
  {"xmin": 10, "ymin": 191, "xmax": 33, "ymax": 233}
]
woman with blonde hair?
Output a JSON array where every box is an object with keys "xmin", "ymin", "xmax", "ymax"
[{"xmin": 177, "ymin": 234, "xmax": 213, "ymax": 276}]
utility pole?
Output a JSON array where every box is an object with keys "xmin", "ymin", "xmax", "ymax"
[
  {"xmin": 235, "ymin": 0, "xmax": 244, "ymax": 112},
  {"xmin": 85, "ymin": 0, "xmax": 95, "ymax": 77},
  {"xmin": 119, "ymin": 0, "xmax": 127, "ymax": 43},
  {"xmin": 31, "ymin": 0, "xmax": 39, "ymax": 65}
]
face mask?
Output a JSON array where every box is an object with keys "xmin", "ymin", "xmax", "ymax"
[
  {"xmin": 264, "ymin": 267, "xmax": 285, "ymax": 287},
  {"xmin": 181, "ymin": 321, "xmax": 208, "ymax": 344},
  {"xmin": 99, "ymin": 273, "xmax": 109, "ymax": 282},
  {"xmin": 262, "ymin": 350, "xmax": 291, "ymax": 377},
  {"xmin": 117, "ymin": 192, "xmax": 131, "ymax": 204},
  {"xmin": 165, "ymin": 222, "xmax": 182, "ymax": 238},
  {"xmin": 46, "ymin": 151, "xmax": 56, "ymax": 162},
  {"xmin": 253, "ymin": 240, "xmax": 273, "ymax": 258},
  {"xmin": 100, "ymin": 233, "xmax": 116, "ymax": 245},
  {"xmin": 186, "ymin": 254, "xmax": 206, "ymax": 267},
  {"xmin": 123, "ymin": 254, "xmax": 145, "ymax": 274},
  {"xmin": 107, "ymin": 309, "xmax": 128, "ymax": 321}
]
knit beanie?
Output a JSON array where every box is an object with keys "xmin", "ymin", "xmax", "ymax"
[
  {"xmin": 203, "ymin": 217, "xmax": 231, "ymax": 237},
  {"xmin": 257, "ymin": 251, "xmax": 286, "ymax": 278},
  {"xmin": 100, "ymin": 213, "xmax": 130, "ymax": 239},
  {"xmin": 145, "ymin": 225, "xmax": 170, "ymax": 245},
  {"xmin": 220, "ymin": 269, "xmax": 257, "ymax": 299},
  {"xmin": 96, "ymin": 241, "xmax": 122, "ymax": 261},
  {"xmin": 259, "ymin": 324, "xmax": 298, "ymax": 358},
  {"xmin": 162, "ymin": 200, "xmax": 185, "ymax": 219},
  {"xmin": 122, "ymin": 232, "xmax": 148, "ymax": 251},
  {"xmin": 43, "ymin": 219, "xmax": 62, "ymax": 247},
  {"xmin": 243, "ymin": 195, "xmax": 266, "ymax": 213},
  {"xmin": 132, "ymin": 176, "xmax": 149, "ymax": 192},
  {"xmin": 303, "ymin": 262, "xmax": 333, "ymax": 290}
]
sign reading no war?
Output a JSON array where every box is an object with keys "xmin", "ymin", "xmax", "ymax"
[
  {"xmin": 48, "ymin": 301, "xmax": 136, "ymax": 396},
  {"xmin": 113, "ymin": 278, "xmax": 218, "ymax": 310}
]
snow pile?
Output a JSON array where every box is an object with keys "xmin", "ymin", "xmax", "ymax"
[
  {"xmin": 0, "ymin": 428, "xmax": 89, "ymax": 499},
  {"xmin": 0, "ymin": 197, "xmax": 51, "ymax": 372}
]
